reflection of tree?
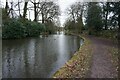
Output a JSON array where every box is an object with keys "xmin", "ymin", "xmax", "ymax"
[
  {"xmin": 23, "ymin": 42, "xmax": 30, "ymax": 78},
  {"xmin": 6, "ymin": 49, "xmax": 12, "ymax": 78},
  {"xmin": 3, "ymin": 35, "xmax": 82, "ymax": 78},
  {"xmin": 77, "ymin": 37, "xmax": 80, "ymax": 49},
  {"xmin": 23, "ymin": 39, "xmax": 38, "ymax": 78},
  {"xmin": 2, "ymin": 40, "xmax": 27, "ymax": 78},
  {"xmin": 33, "ymin": 39, "xmax": 45, "ymax": 77},
  {"xmin": 33, "ymin": 38, "xmax": 57, "ymax": 77}
]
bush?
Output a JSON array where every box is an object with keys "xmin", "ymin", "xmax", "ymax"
[
  {"xmin": 44, "ymin": 20, "xmax": 57, "ymax": 34},
  {"xmin": 2, "ymin": 19, "xmax": 26, "ymax": 39},
  {"xmin": 23, "ymin": 20, "xmax": 46, "ymax": 37},
  {"xmin": 99, "ymin": 30, "xmax": 117, "ymax": 39},
  {"xmin": 88, "ymin": 29, "xmax": 117, "ymax": 39},
  {"xmin": 2, "ymin": 19, "xmax": 46, "ymax": 39}
]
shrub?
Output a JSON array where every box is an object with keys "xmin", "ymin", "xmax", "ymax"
[
  {"xmin": 44, "ymin": 21, "xmax": 57, "ymax": 34},
  {"xmin": 99, "ymin": 30, "xmax": 117, "ymax": 39},
  {"xmin": 2, "ymin": 19, "xmax": 46, "ymax": 39},
  {"xmin": 2, "ymin": 19, "xmax": 26, "ymax": 39},
  {"xmin": 23, "ymin": 21, "xmax": 46, "ymax": 37}
]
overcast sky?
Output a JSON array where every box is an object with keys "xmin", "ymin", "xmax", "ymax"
[{"xmin": 58, "ymin": 0, "xmax": 78, "ymax": 26}]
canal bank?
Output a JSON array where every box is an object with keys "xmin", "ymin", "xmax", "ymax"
[
  {"xmin": 53, "ymin": 34, "xmax": 93, "ymax": 78},
  {"xmin": 53, "ymin": 33, "xmax": 118, "ymax": 78}
]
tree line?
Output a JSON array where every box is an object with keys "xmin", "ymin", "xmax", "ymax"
[
  {"xmin": 64, "ymin": 1, "xmax": 120, "ymax": 38},
  {"xmin": 2, "ymin": 0, "xmax": 120, "ymax": 39},
  {"xmin": 2, "ymin": 0, "xmax": 60, "ymax": 39}
]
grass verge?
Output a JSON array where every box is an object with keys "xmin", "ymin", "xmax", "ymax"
[
  {"xmin": 52, "ymin": 34, "xmax": 93, "ymax": 78},
  {"xmin": 107, "ymin": 46, "xmax": 118, "ymax": 74}
]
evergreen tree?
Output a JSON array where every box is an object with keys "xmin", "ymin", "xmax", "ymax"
[
  {"xmin": 86, "ymin": 2, "xmax": 103, "ymax": 35},
  {"xmin": 76, "ymin": 16, "xmax": 83, "ymax": 33}
]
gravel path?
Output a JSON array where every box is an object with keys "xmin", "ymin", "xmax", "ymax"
[{"xmin": 87, "ymin": 35, "xmax": 118, "ymax": 78}]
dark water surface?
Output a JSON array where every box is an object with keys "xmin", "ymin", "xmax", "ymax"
[{"xmin": 2, "ymin": 34, "xmax": 83, "ymax": 78}]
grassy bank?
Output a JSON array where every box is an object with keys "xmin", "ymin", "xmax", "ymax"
[
  {"xmin": 53, "ymin": 34, "xmax": 93, "ymax": 78},
  {"xmin": 107, "ymin": 47, "xmax": 118, "ymax": 74}
]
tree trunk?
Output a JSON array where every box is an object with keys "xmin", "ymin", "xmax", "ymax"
[
  {"xmin": 23, "ymin": 2, "xmax": 28, "ymax": 19},
  {"xmin": 104, "ymin": 2, "xmax": 109, "ymax": 30},
  {"xmin": 18, "ymin": 0, "xmax": 21, "ymax": 18},
  {"xmin": 118, "ymin": 13, "xmax": 120, "ymax": 30},
  {"xmin": 41, "ymin": 12, "xmax": 44, "ymax": 23},
  {"xmin": 34, "ymin": 3, "xmax": 37, "ymax": 22},
  {"xmin": 10, "ymin": 2, "xmax": 14, "ymax": 18},
  {"xmin": 5, "ymin": 0, "xmax": 9, "ymax": 16},
  {"xmin": 104, "ymin": 11, "xmax": 108, "ymax": 30}
]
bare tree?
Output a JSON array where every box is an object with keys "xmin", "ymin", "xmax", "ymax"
[
  {"xmin": 18, "ymin": 0, "xmax": 21, "ymax": 17},
  {"xmin": 29, "ymin": 0, "xmax": 39, "ymax": 21},
  {"xmin": 29, "ymin": 0, "xmax": 60, "ymax": 22},
  {"xmin": 39, "ymin": 1, "xmax": 60, "ymax": 23},
  {"xmin": 14, "ymin": 0, "xmax": 23, "ymax": 17},
  {"xmin": 10, "ymin": 2, "xmax": 14, "ymax": 18},
  {"xmin": 67, "ymin": 2, "xmax": 85, "ymax": 22},
  {"xmin": 66, "ymin": 2, "xmax": 86, "ymax": 33}
]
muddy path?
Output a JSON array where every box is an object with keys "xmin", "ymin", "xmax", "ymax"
[{"xmin": 86, "ymin": 35, "xmax": 118, "ymax": 78}]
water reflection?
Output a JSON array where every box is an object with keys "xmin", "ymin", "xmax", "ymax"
[{"xmin": 2, "ymin": 34, "xmax": 83, "ymax": 78}]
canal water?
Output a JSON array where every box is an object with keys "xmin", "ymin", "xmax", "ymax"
[{"xmin": 2, "ymin": 33, "xmax": 83, "ymax": 78}]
